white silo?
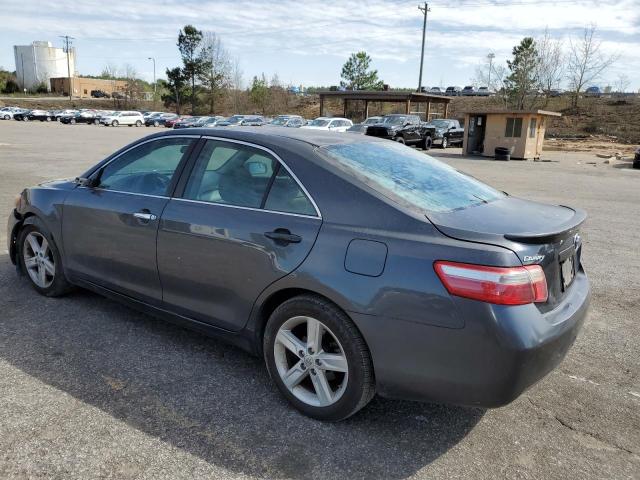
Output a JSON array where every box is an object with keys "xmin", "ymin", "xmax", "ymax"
[{"xmin": 13, "ymin": 41, "xmax": 76, "ymax": 92}]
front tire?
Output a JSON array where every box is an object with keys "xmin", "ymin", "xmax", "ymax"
[
  {"xmin": 154, "ymin": 120, "xmax": 160, "ymax": 127},
  {"xmin": 18, "ymin": 221, "xmax": 72, "ymax": 297},
  {"xmin": 441, "ymin": 136, "xmax": 448, "ymax": 149},
  {"xmin": 264, "ymin": 295, "xmax": 375, "ymax": 421},
  {"xmin": 135, "ymin": 120, "xmax": 142, "ymax": 127},
  {"xmin": 112, "ymin": 120, "xmax": 119, "ymax": 127},
  {"xmin": 422, "ymin": 136, "xmax": 432, "ymax": 150},
  {"xmin": 394, "ymin": 136, "xmax": 405, "ymax": 144}
]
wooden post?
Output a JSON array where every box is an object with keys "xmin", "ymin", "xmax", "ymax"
[
  {"xmin": 405, "ymin": 99, "xmax": 411, "ymax": 114},
  {"xmin": 364, "ymin": 100, "xmax": 369, "ymax": 120},
  {"xmin": 426, "ymin": 101, "xmax": 431, "ymax": 121},
  {"xmin": 319, "ymin": 95, "xmax": 324, "ymax": 117},
  {"xmin": 343, "ymin": 99, "xmax": 348, "ymax": 118},
  {"xmin": 444, "ymin": 102, "xmax": 449, "ymax": 119}
]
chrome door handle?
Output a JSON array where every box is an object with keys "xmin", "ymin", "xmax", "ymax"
[{"xmin": 133, "ymin": 212, "xmax": 157, "ymax": 221}]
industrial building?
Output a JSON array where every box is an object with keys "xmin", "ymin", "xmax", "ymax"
[
  {"xmin": 13, "ymin": 41, "xmax": 76, "ymax": 92},
  {"xmin": 50, "ymin": 77, "xmax": 128, "ymax": 98}
]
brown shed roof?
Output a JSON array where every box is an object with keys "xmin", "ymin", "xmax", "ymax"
[
  {"xmin": 318, "ymin": 90, "xmax": 451, "ymax": 103},
  {"xmin": 463, "ymin": 109, "xmax": 561, "ymax": 117}
]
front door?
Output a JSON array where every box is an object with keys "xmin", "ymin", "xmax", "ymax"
[
  {"xmin": 157, "ymin": 138, "xmax": 322, "ymax": 331},
  {"xmin": 62, "ymin": 136, "xmax": 196, "ymax": 304},
  {"xmin": 466, "ymin": 115, "xmax": 486, "ymax": 154}
]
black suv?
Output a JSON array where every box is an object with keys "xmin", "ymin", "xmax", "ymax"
[
  {"xmin": 90, "ymin": 90, "xmax": 110, "ymax": 98},
  {"xmin": 365, "ymin": 114, "xmax": 434, "ymax": 149}
]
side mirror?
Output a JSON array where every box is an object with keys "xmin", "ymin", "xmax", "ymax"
[{"xmin": 74, "ymin": 176, "xmax": 98, "ymax": 188}]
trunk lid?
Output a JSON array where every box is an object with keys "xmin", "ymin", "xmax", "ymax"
[{"xmin": 427, "ymin": 196, "xmax": 586, "ymax": 311}]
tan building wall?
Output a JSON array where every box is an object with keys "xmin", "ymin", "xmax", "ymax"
[
  {"xmin": 50, "ymin": 77, "xmax": 127, "ymax": 98},
  {"xmin": 462, "ymin": 111, "xmax": 557, "ymax": 160}
]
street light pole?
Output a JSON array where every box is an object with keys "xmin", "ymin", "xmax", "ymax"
[{"xmin": 148, "ymin": 57, "xmax": 156, "ymax": 109}]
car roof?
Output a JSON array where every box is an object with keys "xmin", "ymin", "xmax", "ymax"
[{"xmin": 159, "ymin": 125, "xmax": 386, "ymax": 148}]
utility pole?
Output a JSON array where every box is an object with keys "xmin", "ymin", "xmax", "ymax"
[
  {"xmin": 487, "ymin": 52, "xmax": 495, "ymax": 89},
  {"xmin": 148, "ymin": 57, "xmax": 156, "ymax": 109},
  {"xmin": 417, "ymin": 2, "xmax": 430, "ymax": 92},
  {"xmin": 59, "ymin": 35, "xmax": 74, "ymax": 100}
]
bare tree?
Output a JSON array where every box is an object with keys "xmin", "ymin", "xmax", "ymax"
[
  {"xmin": 199, "ymin": 31, "xmax": 232, "ymax": 114},
  {"xmin": 537, "ymin": 28, "xmax": 564, "ymax": 106},
  {"xmin": 566, "ymin": 24, "xmax": 618, "ymax": 108},
  {"xmin": 122, "ymin": 64, "xmax": 143, "ymax": 108},
  {"xmin": 614, "ymin": 73, "xmax": 630, "ymax": 96}
]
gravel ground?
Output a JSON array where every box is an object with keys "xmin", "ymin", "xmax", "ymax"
[{"xmin": 0, "ymin": 121, "xmax": 638, "ymax": 479}]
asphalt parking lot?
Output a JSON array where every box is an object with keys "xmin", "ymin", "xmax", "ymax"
[{"xmin": 0, "ymin": 121, "xmax": 638, "ymax": 479}]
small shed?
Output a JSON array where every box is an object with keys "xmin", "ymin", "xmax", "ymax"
[{"xmin": 462, "ymin": 110, "xmax": 561, "ymax": 160}]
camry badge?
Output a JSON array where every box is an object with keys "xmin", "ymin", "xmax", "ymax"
[{"xmin": 523, "ymin": 255, "xmax": 545, "ymax": 263}]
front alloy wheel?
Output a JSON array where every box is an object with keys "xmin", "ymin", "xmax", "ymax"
[
  {"xmin": 441, "ymin": 136, "xmax": 448, "ymax": 149},
  {"xmin": 264, "ymin": 295, "xmax": 375, "ymax": 421},
  {"xmin": 22, "ymin": 232, "xmax": 55, "ymax": 289}
]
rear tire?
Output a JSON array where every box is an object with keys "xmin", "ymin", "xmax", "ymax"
[
  {"xmin": 17, "ymin": 220, "xmax": 73, "ymax": 297},
  {"xmin": 422, "ymin": 136, "xmax": 432, "ymax": 150},
  {"xmin": 112, "ymin": 120, "xmax": 119, "ymax": 127},
  {"xmin": 154, "ymin": 120, "xmax": 160, "ymax": 127},
  {"xmin": 441, "ymin": 137, "xmax": 448, "ymax": 149},
  {"xmin": 135, "ymin": 120, "xmax": 142, "ymax": 127},
  {"xmin": 264, "ymin": 294, "xmax": 375, "ymax": 421},
  {"xmin": 70, "ymin": 118, "xmax": 76, "ymax": 124}
]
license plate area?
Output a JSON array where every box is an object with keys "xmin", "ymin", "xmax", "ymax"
[{"xmin": 559, "ymin": 247, "xmax": 576, "ymax": 291}]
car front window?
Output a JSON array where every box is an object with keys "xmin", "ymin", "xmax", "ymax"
[
  {"xmin": 320, "ymin": 142, "xmax": 503, "ymax": 213},
  {"xmin": 310, "ymin": 119, "xmax": 330, "ymax": 127},
  {"xmin": 381, "ymin": 116, "xmax": 405, "ymax": 125}
]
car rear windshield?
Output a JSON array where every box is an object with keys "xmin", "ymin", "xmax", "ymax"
[{"xmin": 320, "ymin": 142, "xmax": 503, "ymax": 213}]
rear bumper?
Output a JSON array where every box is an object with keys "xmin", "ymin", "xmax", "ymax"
[{"xmin": 351, "ymin": 267, "xmax": 590, "ymax": 408}]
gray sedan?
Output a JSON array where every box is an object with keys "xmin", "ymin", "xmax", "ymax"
[{"xmin": 7, "ymin": 128, "xmax": 590, "ymax": 421}]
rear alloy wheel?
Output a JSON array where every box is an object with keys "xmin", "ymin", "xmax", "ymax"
[
  {"xmin": 112, "ymin": 120, "xmax": 119, "ymax": 127},
  {"xmin": 441, "ymin": 136, "xmax": 448, "ymax": 149},
  {"xmin": 264, "ymin": 295, "xmax": 375, "ymax": 421},
  {"xmin": 94, "ymin": 119, "xmax": 99, "ymax": 125},
  {"xmin": 154, "ymin": 120, "xmax": 160, "ymax": 127},
  {"xmin": 18, "ymin": 222, "xmax": 72, "ymax": 297},
  {"xmin": 423, "ymin": 136, "xmax": 432, "ymax": 150},
  {"xmin": 135, "ymin": 120, "xmax": 142, "ymax": 127},
  {"xmin": 70, "ymin": 118, "xmax": 76, "ymax": 124}
]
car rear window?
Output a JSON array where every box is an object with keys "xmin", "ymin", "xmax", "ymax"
[{"xmin": 320, "ymin": 142, "xmax": 503, "ymax": 213}]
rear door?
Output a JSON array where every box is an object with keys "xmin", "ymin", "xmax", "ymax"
[
  {"xmin": 157, "ymin": 138, "xmax": 322, "ymax": 331},
  {"xmin": 62, "ymin": 136, "xmax": 196, "ymax": 304}
]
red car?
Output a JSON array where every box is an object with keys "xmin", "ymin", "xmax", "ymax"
[{"xmin": 165, "ymin": 115, "xmax": 191, "ymax": 128}]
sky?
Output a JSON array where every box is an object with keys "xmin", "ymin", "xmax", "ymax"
[{"xmin": 1, "ymin": 0, "xmax": 639, "ymax": 90}]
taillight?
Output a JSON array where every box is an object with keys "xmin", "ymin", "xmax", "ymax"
[{"xmin": 434, "ymin": 261, "xmax": 548, "ymax": 305}]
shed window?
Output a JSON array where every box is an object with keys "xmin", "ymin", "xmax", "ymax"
[
  {"xmin": 529, "ymin": 118, "xmax": 537, "ymax": 138},
  {"xmin": 505, "ymin": 118, "xmax": 522, "ymax": 137}
]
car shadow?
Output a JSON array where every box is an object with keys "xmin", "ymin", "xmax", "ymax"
[{"xmin": 0, "ymin": 256, "xmax": 484, "ymax": 479}]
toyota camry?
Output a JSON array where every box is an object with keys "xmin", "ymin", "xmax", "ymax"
[{"xmin": 7, "ymin": 128, "xmax": 590, "ymax": 421}]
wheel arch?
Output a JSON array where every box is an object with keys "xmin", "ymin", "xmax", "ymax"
[{"xmin": 247, "ymin": 286, "xmax": 363, "ymax": 356}]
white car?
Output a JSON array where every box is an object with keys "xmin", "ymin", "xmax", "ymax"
[
  {"xmin": 301, "ymin": 117, "xmax": 353, "ymax": 132},
  {"xmin": 0, "ymin": 107, "xmax": 21, "ymax": 120},
  {"xmin": 100, "ymin": 111, "xmax": 145, "ymax": 127}
]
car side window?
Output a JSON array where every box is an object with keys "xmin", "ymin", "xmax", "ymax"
[
  {"xmin": 183, "ymin": 140, "xmax": 276, "ymax": 208},
  {"xmin": 264, "ymin": 168, "xmax": 316, "ymax": 216},
  {"xmin": 97, "ymin": 137, "xmax": 193, "ymax": 196}
]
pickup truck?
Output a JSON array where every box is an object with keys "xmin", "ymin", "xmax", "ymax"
[
  {"xmin": 365, "ymin": 114, "xmax": 435, "ymax": 149},
  {"xmin": 425, "ymin": 118, "xmax": 465, "ymax": 148}
]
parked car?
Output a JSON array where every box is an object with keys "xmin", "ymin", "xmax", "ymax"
[
  {"xmin": 301, "ymin": 117, "xmax": 353, "ymax": 132},
  {"xmin": 0, "ymin": 107, "xmax": 22, "ymax": 120},
  {"xmin": 240, "ymin": 115, "xmax": 266, "ymax": 126},
  {"xmin": 365, "ymin": 114, "xmax": 433, "ymax": 148},
  {"xmin": 26, "ymin": 110, "xmax": 54, "ymax": 122},
  {"xmin": 145, "ymin": 113, "xmax": 178, "ymax": 127},
  {"xmin": 445, "ymin": 86, "xmax": 461, "ymax": 96},
  {"xmin": 346, "ymin": 116, "xmax": 383, "ymax": 134},
  {"xmin": 12, "ymin": 110, "xmax": 31, "ymax": 121},
  {"xmin": 55, "ymin": 110, "xmax": 78, "ymax": 121},
  {"xmin": 634, "ymin": 147, "xmax": 640, "ymax": 169},
  {"xmin": 173, "ymin": 116, "xmax": 202, "ymax": 129},
  {"xmin": 461, "ymin": 86, "xmax": 477, "ymax": 96},
  {"xmin": 584, "ymin": 86, "xmax": 602, "ymax": 97},
  {"xmin": 61, "ymin": 111, "xmax": 99, "ymax": 125},
  {"xmin": 216, "ymin": 115, "xmax": 246, "ymax": 127},
  {"xmin": 7, "ymin": 128, "xmax": 590, "ymax": 421},
  {"xmin": 428, "ymin": 87, "xmax": 442, "ymax": 95},
  {"xmin": 270, "ymin": 115, "xmax": 305, "ymax": 128},
  {"xmin": 164, "ymin": 115, "xmax": 190, "ymax": 128},
  {"xmin": 425, "ymin": 119, "xmax": 465, "ymax": 148},
  {"xmin": 477, "ymin": 87, "xmax": 493, "ymax": 97},
  {"xmin": 111, "ymin": 92, "xmax": 125, "ymax": 100},
  {"xmin": 143, "ymin": 111, "xmax": 163, "ymax": 120},
  {"xmin": 100, "ymin": 111, "xmax": 144, "ymax": 127},
  {"xmin": 90, "ymin": 90, "xmax": 110, "ymax": 99},
  {"xmin": 200, "ymin": 116, "xmax": 226, "ymax": 127}
]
